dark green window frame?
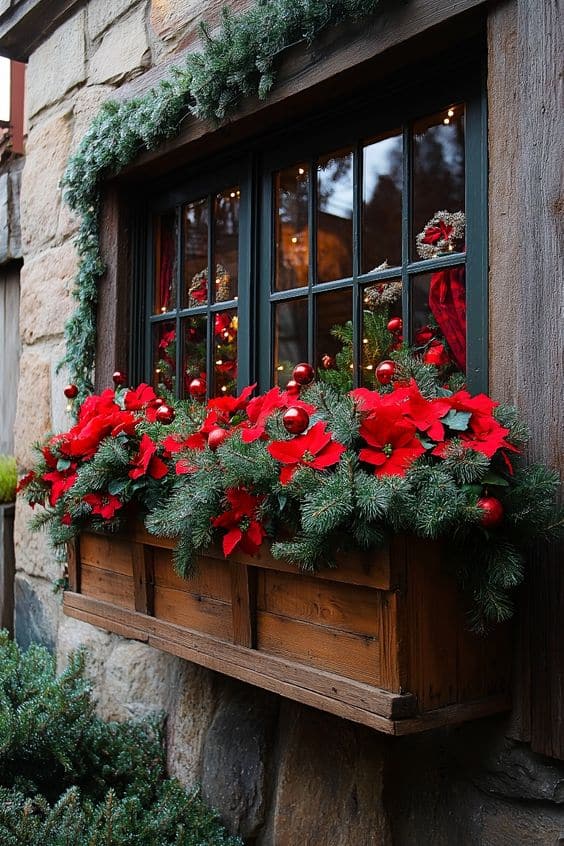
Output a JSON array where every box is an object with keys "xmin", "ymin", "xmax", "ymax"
[{"xmin": 134, "ymin": 55, "xmax": 487, "ymax": 396}]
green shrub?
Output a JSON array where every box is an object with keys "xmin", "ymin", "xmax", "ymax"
[
  {"xmin": 0, "ymin": 456, "xmax": 16, "ymax": 503},
  {"xmin": 0, "ymin": 632, "xmax": 241, "ymax": 846}
]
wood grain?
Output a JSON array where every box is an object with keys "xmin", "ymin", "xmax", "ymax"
[
  {"xmin": 488, "ymin": 0, "xmax": 564, "ymax": 760},
  {"xmin": 153, "ymin": 584, "xmax": 232, "ymax": 640},
  {"xmin": 230, "ymin": 562, "xmax": 256, "ymax": 648},
  {"xmin": 153, "ymin": 548, "xmax": 232, "ymax": 600},
  {"xmin": 80, "ymin": 532, "xmax": 133, "ymax": 577},
  {"xmin": 66, "ymin": 537, "xmax": 80, "ymax": 593},
  {"xmin": 80, "ymin": 563, "xmax": 134, "ymax": 610},
  {"xmin": 132, "ymin": 543, "xmax": 154, "ymax": 616}
]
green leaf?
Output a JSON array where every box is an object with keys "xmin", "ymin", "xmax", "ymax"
[
  {"xmin": 57, "ymin": 458, "xmax": 72, "ymax": 471},
  {"xmin": 442, "ymin": 409, "xmax": 472, "ymax": 431},
  {"xmin": 481, "ymin": 472, "xmax": 510, "ymax": 488}
]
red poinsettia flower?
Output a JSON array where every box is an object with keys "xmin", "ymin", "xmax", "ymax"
[
  {"xmin": 422, "ymin": 220, "xmax": 453, "ymax": 245},
  {"xmin": 129, "ymin": 434, "xmax": 168, "ymax": 480},
  {"xmin": 191, "ymin": 278, "xmax": 208, "ymax": 303},
  {"xmin": 83, "ymin": 492, "xmax": 123, "ymax": 519},
  {"xmin": 241, "ymin": 388, "xmax": 315, "ymax": 444},
  {"xmin": 158, "ymin": 329, "xmax": 176, "ymax": 350},
  {"xmin": 402, "ymin": 381, "xmax": 452, "ymax": 442},
  {"xmin": 60, "ymin": 409, "xmax": 139, "ymax": 460},
  {"xmin": 432, "ymin": 390, "xmax": 520, "ymax": 462},
  {"xmin": 124, "ymin": 383, "xmax": 161, "ymax": 420},
  {"xmin": 359, "ymin": 407, "xmax": 426, "ymax": 476},
  {"xmin": 61, "ymin": 513, "xmax": 72, "ymax": 526},
  {"xmin": 42, "ymin": 467, "xmax": 78, "ymax": 506},
  {"xmin": 423, "ymin": 341, "xmax": 450, "ymax": 366},
  {"xmin": 207, "ymin": 384, "xmax": 256, "ymax": 421},
  {"xmin": 212, "ymin": 487, "xmax": 266, "ymax": 556},
  {"xmin": 16, "ymin": 471, "xmax": 36, "ymax": 494},
  {"xmin": 267, "ymin": 421, "xmax": 346, "ymax": 484}
]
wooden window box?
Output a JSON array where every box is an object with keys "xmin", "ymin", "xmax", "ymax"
[{"xmin": 64, "ymin": 526, "xmax": 511, "ymax": 735}]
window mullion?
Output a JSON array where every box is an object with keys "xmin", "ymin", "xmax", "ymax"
[
  {"xmin": 352, "ymin": 141, "xmax": 362, "ymax": 388},
  {"xmin": 401, "ymin": 123, "xmax": 412, "ymax": 346},
  {"xmin": 175, "ymin": 205, "xmax": 182, "ymax": 397},
  {"xmin": 307, "ymin": 156, "xmax": 315, "ymax": 366}
]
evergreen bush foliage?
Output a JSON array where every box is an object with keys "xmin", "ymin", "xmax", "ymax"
[
  {"xmin": 0, "ymin": 456, "xmax": 16, "ymax": 503},
  {"xmin": 0, "ymin": 632, "xmax": 240, "ymax": 846}
]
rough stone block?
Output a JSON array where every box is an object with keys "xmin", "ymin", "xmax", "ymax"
[
  {"xmin": 89, "ymin": 6, "xmax": 150, "ymax": 85},
  {"xmin": 56, "ymin": 615, "xmax": 115, "ymax": 688},
  {"xmin": 149, "ymin": 0, "xmax": 249, "ymax": 57},
  {"xmin": 13, "ymin": 347, "xmax": 51, "ymax": 470},
  {"xmin": 14, "ymin": 573, "xmax": 61, "ymax": 653},
  {"xmin": 480, "ymin": 797, "xmax": 564, "ymax": 845},
  {"xmin": 88, "ymin": 0, "xmax": 145, "ymax": 40},
  {"xmin": 20, "ymin": 243, "xmax": 76, "ymax": 344},
  {"xmin": 99, "ymin": 639, "xmax": 179, "ymax": 721},
  {"xmin": 20, "ymin": 110, "xmax": 73, "ymax": 255},
  {"xmin": 267, "ymin": 702, "xmax": 391, "ymax": 846},
  {"xmin": 201, "ymin": 680, "xmax": 279, "ymax": 839},
  {"xmin": 167, "ymin": 661, "xmax": 217, "ymax": 789},
  {"xmin": 26, "ymin": 12, "xmax": 86, "ymax": 118},
  {"xmin": 13, "ymin": 498, "xmax": 60, "ymax": 582}
]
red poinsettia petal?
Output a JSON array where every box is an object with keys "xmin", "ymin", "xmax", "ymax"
[
  {"xmin": 359, "ymin": 447, "xmax": 388, "ymax": 467},
  {"xmin": 148, "ymin": 456, "xmax": 169, "ymax": 479},
  {"xmin": 279, "ymin": 464, "xmax": 297, "ymax": 485},
  {"xmin": 223, "ymin": 527, "xmax": 242, "ymax": 557},
  {"xmin": 309, "ymin": 441, "xmax": 346, "ymax": 470}
]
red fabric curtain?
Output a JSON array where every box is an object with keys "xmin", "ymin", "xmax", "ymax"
[{"xmin": 428, "ymin": 267, "xmax": 467, "ymax": 371}]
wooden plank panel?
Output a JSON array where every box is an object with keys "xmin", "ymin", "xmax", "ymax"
[
  {"xmin": 66, "ymin": 537, "xmax": 80, "ymax": 593},
  {"xmin": 457, "ymin": 620, "xmax": 512, "ymax": 703},
  {"xmin": 132, "ymin": 543, "xmax": 154, "ymax": 615},
  {"xmin": 376, "ymin": 591, "xmax": 403, "ymax": 694},
  {"xmin": 256, "ymin": 611, "xmax": 380, "ymax": 686},
  {"xmin": 64, "ymin": 590, "xmax": 415, "ymax": 719},
  {"xmin": 80, "ymin": 533, "xmax": 133, "ymax": 576},
  {"xmin": 256, "ymin": 569, "xmax": 381, "ymax": 638},
  {"xmin": 153, "ymin": 548, "xmax": 232, "ymax": 600},
  {"xmin": 231, "ymin": 563, "xmax": 256, "ymax": 648},
  {"xmin": 80, "ymin": 563, "xmax": 134, "ymax": 610},
  {"xmin": 153, "ymin": 585, "xmax": 232, "ymax": 641}
]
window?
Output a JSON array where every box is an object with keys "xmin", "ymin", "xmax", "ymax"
[{"xmin": 138, "ymin": 60, "xmax": 486, "ymax": 396}]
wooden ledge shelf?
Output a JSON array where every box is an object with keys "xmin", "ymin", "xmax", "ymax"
[{"xmin": 64, "ymin": 528, "xmax": 511, "ymax": 735}]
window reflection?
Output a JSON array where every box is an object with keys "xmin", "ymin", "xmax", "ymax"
[
  {"xmin": 184, "ymin": 198, "xmax": 209, "ymax": 306},
  {"xmin": 182, "ymin": 316, "xmax": 207, "ymax": 397},
  {"xmin": 213, "ymin": 309, "xmax": 238, "ymax": 396},
  {"xmin": 360, "ymin": 280, "xmax": 403, "ymax": 387},
  {"xmin": 412, "ymin": 104, "xmax": 465, "ymax": 260},
  {"xmin": 153, "ymin": 212, "xmax": 177, "ymax": 315},
  {"xmin": 315, "ymin": 288, "xmax": 353, "ymax": 390},
  {"xmin": 317, "ymin": 149, "xmax": 353, "ymax": 282},
  {"xmin": 215, "ymin": 188, "xmax": 240, "ymax": 301},
  {"xmin": 412, "ymin": 266, "xmax": 466, "ymax": 371},
  {"xmin": 152, "ymin": 321, "xmax": 176, "ymax": 394},
  {"xmin": 362, "ymin": 132, "xmax": 402, "ymax": 271},
  {"xmin": 274, "ymin": 164, "xmax": 309, "ymax": 291},
  {"xmin": 273, "ymin": 298, "xmax": 308, "ymax": 387}
]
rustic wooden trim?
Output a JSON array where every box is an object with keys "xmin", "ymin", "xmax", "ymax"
[
  {"xmin": 487, "ymin": 0, "xmax": 564, "ymax": 759},
  {"xmin": 131, "ymin": 542, "xmax": 154, "ymax": 616},
  {"xmin": 391, "ymin": 694, "xmax": 512, "ymax": 736},
  {"xmin": 66, "ymin": 536, "xmax": 80, "ymax": 593},
  {"xmin": 9, "ymin": 61, "xmax": 25, "ymax": 156},
  {"xmin": 95, "ymin": 187, "xmax": 133, "ymax": 391},
  {"xmin": 63, "ymin": 590, "xmax": 416, "ymax": 721},
  {"xmin": 230, "ymin": 562, "xmax": 256, "ymax": 648}
]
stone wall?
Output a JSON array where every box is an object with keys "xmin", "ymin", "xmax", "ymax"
[{"xmin": 13, "ymin": 1, "xmax": 564, "ymax": 843}]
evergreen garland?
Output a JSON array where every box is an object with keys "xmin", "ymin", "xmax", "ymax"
[{"xmin": 59, "ymin": 0, "xmax": 383, "ymax": 401}]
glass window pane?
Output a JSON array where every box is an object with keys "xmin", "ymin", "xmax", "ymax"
[
  {"xmin": 184, "ymin": 197, "xmax": 209, "ymax": 306},
  {"xmin": 315, "ymin": 288, "xmax": 353, "ymax": 388},
  {"xmin": 317, "ymin": 149, "xmax": 353, "ymax": 282},
  {"xmin": 411, "ymin": 265, "xmax": 466, "ymax": 372},
  {"xmin": 273, "ymin": 298, "xmax": 308, "ymax": 387},
  {"xmin": 412, "ymin": 104, "xmax": 465, "ymax": 260},
  {"xmin": 153, "ymin": 212, "xmax": 177, "ymax": 315},
  {"xmin": 361, "ymin": 280, "xmax": 403, "ymax": 387},
  {"xmin": 274, "ymin": 164, "xmax": 309, "ymax": 291},
  {"xmin": 214, "ymin": 187, "xmax": 240, "ymax": 302},
  {"xmin": 182, "ymin": 316, "xmax": 207, "ymax": 397},
  {"xmin": 152, "ymin": 321, "xmax": 176, "ymax": 394},
  {"xmin": 362, "ymin": 132, "xmax": 402, "ymax": 271},
  {"xmin": 213, "ymin": 309, "xmax": 238, "ymax": 396}
]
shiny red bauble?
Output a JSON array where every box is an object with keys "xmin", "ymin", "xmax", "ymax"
[
  {"xmin": 207, "ymin": 427, "xmax": 229, "ymax": 451},
  {"xmin": 155, "ymin": 404, "xmax": 175, "ymax": 425},
  {"xmin": 477, "ymin": 496, "xmax": 504, "ymax": 528},
  {"xmin": 387, "ymin": 317, "xmax": 403, "ymax": 334},
  {"xmin": 63, "ymin": 384, "xmax": 78, "ymax": 399},
  {"xmin": 282, "ymin": 406, "xmax": 310, "ymax": 435},
  {"xmin": 321, "ymin": 354, "xmax": 335, "ymax": 369},
  {"xmin": 415, "ymin": 326, "xmax": 435, "ymax": 345},
  {"xmin": 154, "ymin": 398, "xmax": 164, "ymax": 407},
  {"xmin": 375, "ymin": 360, "xmax": 396, "ymax": 385},
  {"xmin": 112, "ymin": 370, "xmax": 127, "ymax": 386},
  {"xmin": 285, "ymin": 379, "xmax": 301, "ymax": 397},
  {"xmin": 292, "ymin": 362, "xmax": 315, "ymax": 385},
  {"xmin": 188, "ymin": 378, "xmax": 206, "ymax": 399}
]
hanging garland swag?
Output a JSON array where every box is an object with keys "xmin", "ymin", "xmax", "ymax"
[{"xmin": 59, "ymin": 0, "xmax": 384, "ymax": 402}]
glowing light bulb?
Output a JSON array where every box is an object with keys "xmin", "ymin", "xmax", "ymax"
[
  {"xmin": 66, "ymin": 402, "xmax": 73, "ymax": 413},
  {"xmin": 366, "ymin": 365, "xmax": 374, "ymax": 371},
  {"xmin": 298, "ymin": 167, "xmax": 305, "ymax": 175},
  {"xmin": 349, "ymin": 364, "xmax": 354, "ymax": 370},
  {"xmin": 277, "ymin": 365, "xmax": 284, "ymax": 371},
  {"xmin": 443, "ymin": 118, "xmax": 450, "ymax": 125},
  {"xmin": 155, "ymin": 368, "xmax": 162, "ymax": 375},
  {"xmin": 221, "ymin": 386, "xmax": 227, "ymax": 392},
  {"xmin": 230, "ymin": 192, "xmax": 236, "ymax": 198},
  {"xmin": 291, "ymin": 236, "xmax": 298, "ymax": 244},
  {"xmin": 160, "ymin": 306, "xmax": 167, "ymax": 313},
  {"xmin": 447, "ymin": 108, "xmax": 454, "ymax": 117},
  {"xmin": 216, "ymin": 359, "xmax": 223, "ymax": 365},
  {"xmin": 363, "ymin": 338, "xmax": 368, "ymax": 344}
]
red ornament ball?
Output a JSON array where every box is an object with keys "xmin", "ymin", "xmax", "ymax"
[
  {"xmin": 415, "ymin": 326, "xmax": 435, "ymax": 345},
  {"xmin": 477, "ymin": 496, "xmax": 504, "ymax": 528},
  {"xmin": 63, "ymin": 384, "xmax": 78, "ymax": 399},
  {"xmin": 321, "ymin": 354, "xmax": 335, "ymax": 370},
  {"xmin": 112, "ymin": 370, "xmax": 127, "ymax": 386},
  {"xmin": 188, "ymin": 378, "xmax": 206, "ymax": 399},
  {"xmin": 375, "ymin": 360, "xmax": 396, "ymax": 385},
  {"xmin": 285, "ymin": 379, "xmax": 300, "ymax": 397},
  {"xmin": 387, "ymin": 317, "xmax": 403, "ymax": 334},
  {"xmin": 155, "ymin": 404, "xmax": 175, "ymax": 425},
  {"xmin": 292, "ymin": 362, "xmax": 315, "ymax": 385},
  {"xmin": 282, "ymin": 406, "xmax": 310, "ymax": 435},
  {"xmin": 154, "ymin": 398, "xmax": 164, "ymax": 407},
  {"xmin": 207, "ymin": 427, "xmax": 229, "ymax": 451}
]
